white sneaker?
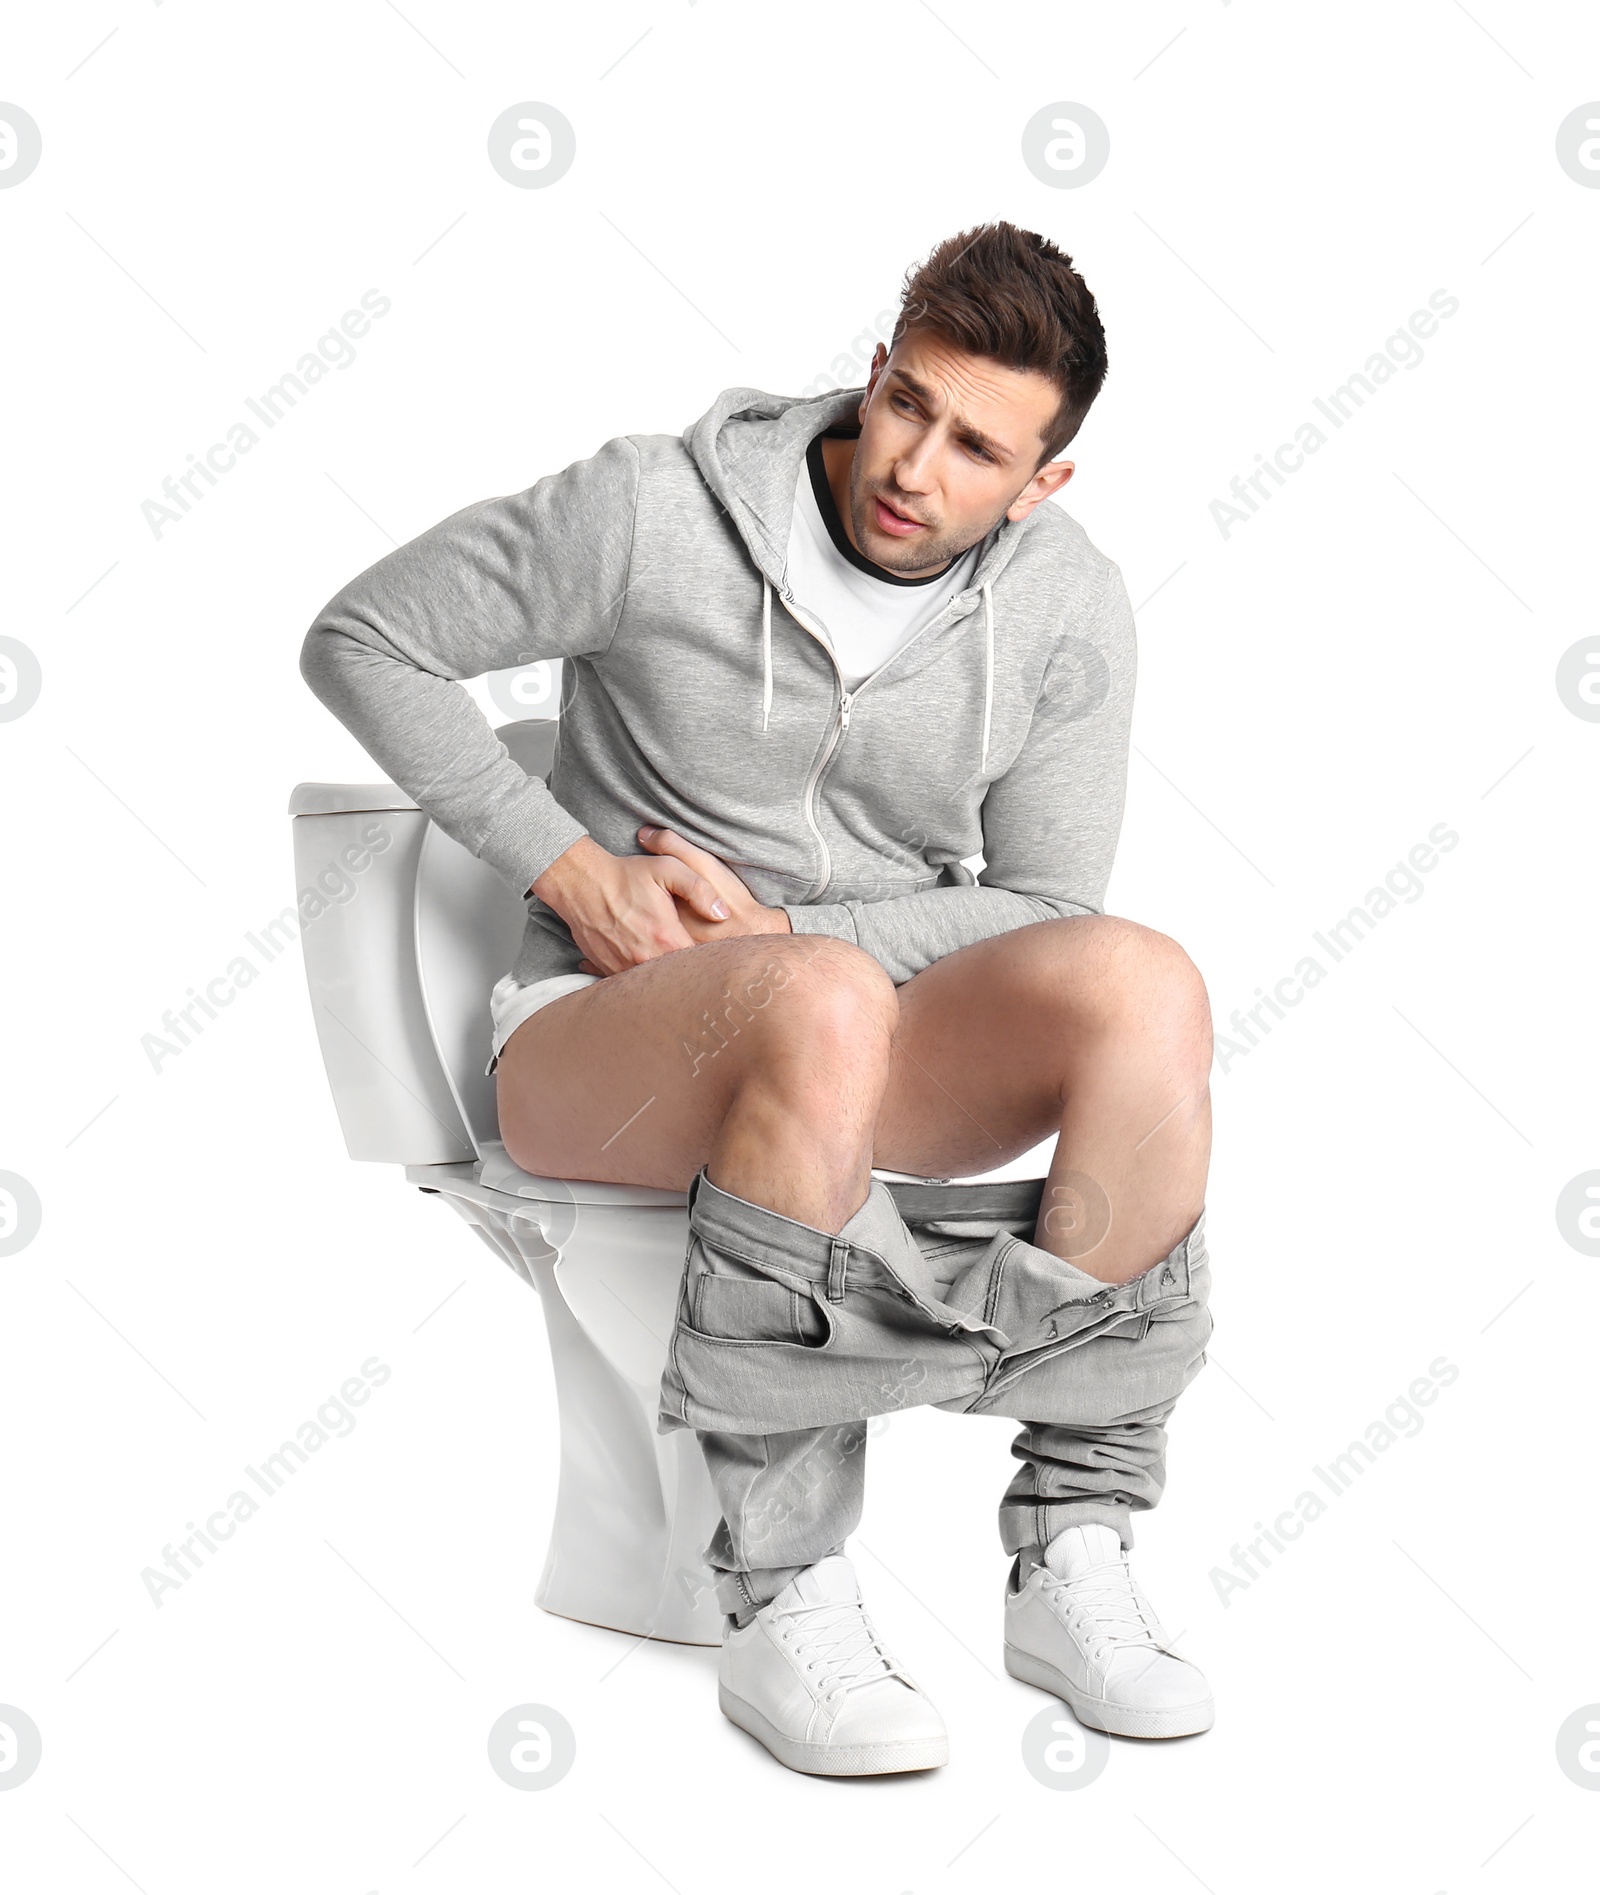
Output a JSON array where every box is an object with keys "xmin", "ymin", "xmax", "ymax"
[
  {"xmin": 1004, "ymin": 1523, "xmax": 1214, "ymax": 1738},
  {"xmin": 718, "ymin": 1554, "xmax": 948, "ymax": 1775}
]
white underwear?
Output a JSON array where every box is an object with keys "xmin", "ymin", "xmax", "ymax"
[{"xmin": 485, "ymin": 971, "xmax": 600, "ymax": 1076}]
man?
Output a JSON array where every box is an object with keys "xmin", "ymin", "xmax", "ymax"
[{"xmin": 301, "ymin": 222, "xmax": 1216, "ymax": 1778}]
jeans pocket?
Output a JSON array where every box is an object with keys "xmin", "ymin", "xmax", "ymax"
[{"xmin": 690, "ymin": 1267, "xmax": 831, "ymax": 1348}]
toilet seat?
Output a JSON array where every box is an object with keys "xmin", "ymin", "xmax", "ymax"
[{"xmin": 473, "ymin": 1142, "xmax": 688, "ymax": 1206}]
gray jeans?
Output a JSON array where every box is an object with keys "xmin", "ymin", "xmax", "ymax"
[{"xmin": 656, "ymin": 1165, "xmax": 1213, "ymax": 1622}]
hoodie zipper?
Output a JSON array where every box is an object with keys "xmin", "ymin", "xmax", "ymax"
[
  {"xmin": 778, "ymin": 587, "xmax": 852, "ymax": 901},
  {"xmin": 778, "ymin": 581, "xmax": 977, "ymax": 904}
]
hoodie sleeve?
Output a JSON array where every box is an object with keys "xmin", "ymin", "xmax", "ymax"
[
  {"xmin": 782, "ymin": 560, "xmax": 1136, "ymax": 985},
  {"xmin": 299, "ymin": 433, "xmax": 640, "ymax": 898}
]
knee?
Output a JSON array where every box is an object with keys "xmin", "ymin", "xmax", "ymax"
[
  {"xmin": 1039, "ymin": 917, "xmax": 1213, "ymax": 1080},
  {"xmin": 742, "ymin": 936, "xmax": 898, "ymax": 1071}
]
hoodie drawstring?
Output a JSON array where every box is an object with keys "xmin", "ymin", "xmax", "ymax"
[
  {"xmin": 759, "ymin": 572, "xmax": 994, "ymax": 774},
  {"xmin": 760, "ymin": 575, "xmax": 773, "ymax": 733}
]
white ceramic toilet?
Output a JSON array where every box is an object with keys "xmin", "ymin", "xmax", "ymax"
[{"xmin": 289, "ymin": 717, "xmax": 1052, "ymax": 1648}]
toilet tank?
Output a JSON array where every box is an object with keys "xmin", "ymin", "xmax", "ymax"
[{"xmin": 289, "ymin": 719, "xmax": 558, "ymax": 1164}]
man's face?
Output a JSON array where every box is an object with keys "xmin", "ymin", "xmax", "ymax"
[{"xmin": 845, "ymin": 329, "xmax": 1076, "ymax": 577}]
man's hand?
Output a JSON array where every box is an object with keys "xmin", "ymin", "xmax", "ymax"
[
  {"xmin": 530, "ymin": 834, "xmax": 733, "ymax": 977},
  {"xmin": 568, "ymin": 825, "xmax": 791, "ymax": 975},
  {"xmin": 637, "ymin": 825, "xmax": 794, "ymax": 947}
]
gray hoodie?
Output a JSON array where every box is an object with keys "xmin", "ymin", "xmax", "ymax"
[{"xmin": 299, "ymin": 384, "xmax": 1137, "ymax": 989}]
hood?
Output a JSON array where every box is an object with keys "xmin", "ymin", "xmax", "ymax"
[{"xmin": 682, "ymin": 385, "xmax": 1039, "ymax": 774}]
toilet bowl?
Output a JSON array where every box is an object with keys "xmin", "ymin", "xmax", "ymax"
[{"xmin": 289, "ymin": 717, "xmax": 1052, "ymax": 1648}]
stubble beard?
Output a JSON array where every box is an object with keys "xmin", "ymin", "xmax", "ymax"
[{"xmin": 848, "ymin": 469, "xmax": 1005, "ymax": 577}]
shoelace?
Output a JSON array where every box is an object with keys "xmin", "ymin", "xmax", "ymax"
[
  {"xmin": 774, "ymin": 1598, "xmax": 903, "ymax": 1705},
  {"xmin": 1039, "ymin": 1559, "xmax": 1166, "ymax": 1668}
]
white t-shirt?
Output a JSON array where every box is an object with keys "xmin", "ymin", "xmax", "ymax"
[{"xmin": 783, "ymin": 429, "xmax": 982, "ymax": 689}]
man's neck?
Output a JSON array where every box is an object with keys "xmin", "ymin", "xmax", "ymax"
[{"xmin": 819, "ymin": 434, "xmax": 859, "ymax": 553}]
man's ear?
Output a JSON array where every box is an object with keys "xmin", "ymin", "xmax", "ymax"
[
  {"xmin": 1006, "ymin": 458, "xmax": 1075, "ymax": 522},
  {"xmin": 859, "ymin": 342, "xmax": 889, "ymax": 421}
]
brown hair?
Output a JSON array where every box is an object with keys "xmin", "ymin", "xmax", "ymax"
[{"xmin": 890, "ymin": 222, "xmax": 1109, "ymax": 465}]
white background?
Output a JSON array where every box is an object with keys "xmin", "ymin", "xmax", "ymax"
[{"xmin": 3, "ymin": 3, "xmax": 1598, "ymax": 1890}]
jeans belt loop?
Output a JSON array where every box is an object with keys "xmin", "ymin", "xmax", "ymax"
[{"xmin": 826, "ymin": 1237, "xmax": 849, "ymax": 1304}]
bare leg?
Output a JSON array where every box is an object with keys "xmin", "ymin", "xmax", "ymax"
[
  {"xmin": 496, "ymin": 934, "xmax": 897, "ymax": 1233},
  {"xmin": 498, "ymin": 914, "xmax": 1211, "ymax": 1276},
  {"xmin": 873, "ymin": 915, "xmax": 1213, "ymax": 1284}
]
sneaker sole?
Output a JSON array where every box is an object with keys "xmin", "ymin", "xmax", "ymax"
[
  {"xmin": 718, "ymin": 1682, "xmax": 948, "ymax": 1776},
  {"xmin": 1003, "ymin": 1643, "xmax": 1214, "ymax": 1739}
]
